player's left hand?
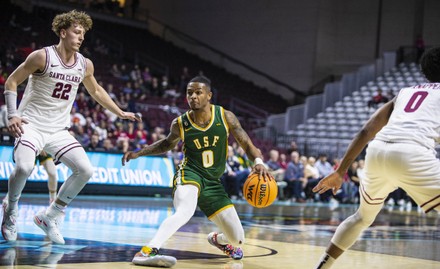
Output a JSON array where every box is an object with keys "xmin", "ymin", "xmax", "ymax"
[
  {"xmin": 251, "ymin": 164, "xmax": 274, "ymax": 182},
  {"xmin": 122, "ymin": 151, "xmax": 139, "ymax": 166},
  {"xmin": 120, "ymin": 111, "xmax": 142, "ymax": 122},
  {"xmin": 312, "ymin": 171, "xmax": 344, "ymax": 195}
]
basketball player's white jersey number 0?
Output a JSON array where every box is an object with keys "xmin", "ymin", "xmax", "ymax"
[{"xmin": 404, "ymin": 91, "xmax": 428, "ymax": 112}]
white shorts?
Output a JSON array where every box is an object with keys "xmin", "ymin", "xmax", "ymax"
[
  {"xmin": 15, "ymin": 124, "xmax": 84, "ymax": 164},
  {"xmin": 363, "ymin": 140, "xmax": 440, "ymax": 213}
]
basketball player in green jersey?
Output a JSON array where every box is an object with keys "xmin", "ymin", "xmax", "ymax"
[{"xmin": 122, "ymin": 75, "xmax": 273, "ymax": 267}]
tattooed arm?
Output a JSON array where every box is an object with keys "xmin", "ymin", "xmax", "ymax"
[
  {"xmin": 122, "ymin": 118, "xmax": 181, "ymax": 165},
  {"xmin": 224, "ymin": 110, "xmax": 272, "ymax": 180}
]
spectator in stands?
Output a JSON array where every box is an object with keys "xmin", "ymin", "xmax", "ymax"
[
  {"xmin": 284, "ymin": 151, "xmax": 306, "ymax": 203},
  {"xmin": 236, "ymin": 147, "xmax": 252, "ymax": 173},
  {"xmin": 266, "ymin": 149, "xmax": 285, "ymax": 182},
  {"xmin": 287, "ymin": 141, "xmax": 299, "ymax": 155},
  {"xmin": 75, "ymin": 91, "xmax": 89, "ymax": 112},
  {"xmin": 126, "ymin": 93, "xmax": 137, "ymax": 113},
  {"xmin": 83, "ymin": 117, "xmax": 96, "ymax": 138},
  {"xmin": 122, "ymin": 81, "xmax": 134, "ymax": 94},
  {"xmin": 149, "ymin": 132, "xmax": 159, "ymax": 145},
  {"xmin": 116, "ymin": 137, "xmax": 130, "ymax": 153},
  {"xmin": 316, "ymin": 153, "xmax": 334, "ymax": 179},
  {"xmin": 104, "ymin": 83, "xmax": 115, "ymax": 99},
  {"xmin": 102, "ymin": 138, "xmax": 118, "ymax": 153},
  {"xmin": 94, "ymin": 120, "xmax": 108, "ymax": 141},
  {"xmin": 134, "ymin": 121, "xmax": 148, "ymax": 140},
  {"xmin": 315, "ymin": 153, "xmax": 334, "ymax": 202},
  {"xmin": 134, "ymin": 79, "xmax": 148, "ymax": 98},
  {"xmin": 115, "ymin": 92, "xmax": 128, "ymax": 110},
  {"xmin": 73, "ymin": 125, "xmax": 90, "ymax": 147},
  {"xmin": 86, "ymin": 133, "xmax": 103, "ymax": 151},
  {"xmin": 344, "ymin": 161, "xmax": 359, "ymax": 204},
  {"xmin": 142, "ymin": 66, "xmax": 152, "ymax": 84},
  {"xmin": 304, "ymin": 156, "xmax": 320, "ymax": 201},
  {"xmin": 367, "ymin": 88, "xmax": 388, "ymax": 109},
  {"xmin": 126, "ymin": 121, "xmax": 137, "ymax": 142},
  {"xmin": 278, "ymin": 153, "xmax": 288, "ymax": 169},
  {"xmin": 120, "ymin": 64, "xmax": 130, "ymax": 81},
  {"xmin": 222, "ymin": 145, "xmax": 249, "ymax": 199},
  {"xmin": 70, "ymin": 106, "xmax": 87, "ymax": 126},
  {"xmin": 110, "ymin": 63, "xmax": 122, "ymax": 78},
  {"xmin": 150, "ymin": 77, "xmax": 160, "ymax": 96}
]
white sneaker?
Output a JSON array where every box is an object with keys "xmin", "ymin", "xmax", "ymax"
[
  {"xmin": 132, "ymin": 246, "xmax": 177, "ymax": 267},
  {"xmin": 1, "ymin": 198, "xmax": 18, "ymax": 241},
  {"xmin": 33, "ymin": 210, "xmax": 65, "ymax": 245}
]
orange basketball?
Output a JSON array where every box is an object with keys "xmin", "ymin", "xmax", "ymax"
[{"xmin": 243, "ymin": 173, "xmax": 278, "ymax": 208}]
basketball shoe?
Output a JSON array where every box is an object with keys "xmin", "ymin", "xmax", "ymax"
[
  {"xmin": 34, "ymin": 210, "xmax": 65, "ymax": 244},
  {"xmin": 1, "ymin": 197, "xmax": 18, "ymax": 241},
  {"xmin": 132, "ymin": 246, "xmax": 177, "ymax": 267},
  {"xmin": 208, "ymin": 232, "xmax": 243, "ymax": 260}
]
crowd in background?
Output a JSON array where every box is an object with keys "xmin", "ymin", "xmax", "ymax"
[
  {"xmin": 0, "ymin": 7, "xmax": 417, "ymax": 209},
  {"xmin": 219, "ymin": 142, "xmax": 417, "ymax": 210}
]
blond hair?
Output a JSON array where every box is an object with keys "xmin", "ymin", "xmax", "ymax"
[{"xmin": 52, "ymin": 10, "xmax": 92, "ymax": 37}]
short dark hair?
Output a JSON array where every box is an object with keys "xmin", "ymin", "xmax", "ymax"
[
  {"xmin": 189, "ymin": 76, "xmax": 211, "ymax": 88},
  {"xmin": 420, "ymin": 47, "xmax": 440, "ymax": 83}
]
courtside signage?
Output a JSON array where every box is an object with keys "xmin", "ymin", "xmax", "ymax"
[{"xmin": 0, "ymin": 146, "xmax": 174, "ymax": 187}]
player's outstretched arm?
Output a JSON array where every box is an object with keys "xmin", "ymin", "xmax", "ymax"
[
  {"xmin": 224, "ymin": 110, "xmax": 272, "ymax": 181},
  {"xmin": 82, "ymin": 59, "xmax": 140, "ymax": 122},
  {"xmin": 314, "ymin": 98, "xmax": 395, "ymax": 195},
  {"xmin": 122, "ymin": 118, "xmax": 181, "ymax": 165}
]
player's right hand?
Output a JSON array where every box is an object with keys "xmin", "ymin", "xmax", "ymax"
[
  {"xmin": 7, "ymin": 116, "xmax": 29, "ymax": 138},
  {"xmin": 251, "ymin": 164, "xmax": 274, "ymax": 183},
  {"xmin": 312, "ymin": 171, "xmax": 343, "ymax": 195},
  {"xmin": 122, "ymin": 151, "xmax": 139, "ymax": 166}
]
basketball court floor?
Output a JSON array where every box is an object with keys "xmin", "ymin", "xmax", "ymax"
[{"xmin": 0, "ymin": 193, "xmax": 438, "ymax": 269}]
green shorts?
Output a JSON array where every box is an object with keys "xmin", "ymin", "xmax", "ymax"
[
  {"xmin": 36, "ymin": 154, "xmax": 53, "ymax": 165},
  {"xmin": 173, "ymin": 167, "xmax": 233, "ymax": 219}
]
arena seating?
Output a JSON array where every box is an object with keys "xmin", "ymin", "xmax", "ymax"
[{"xmin": 290, "ymin": 62, "xmax": 427, "ymax": 157}]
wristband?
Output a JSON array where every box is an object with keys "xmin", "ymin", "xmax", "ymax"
[
  {"xmin": 4, "ymin": 90, "xmax": 18, "ymax": 119},
  {"xmin": 254, "ymin": 157, "xmax": 264, "ymax": 166}
]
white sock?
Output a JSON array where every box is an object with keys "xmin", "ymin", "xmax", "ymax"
[
  {"xmin": 315, "ymin": 253, "xmax": 336, "ymax": 269},
  {"xmin": 46, "ymin": 202, "xmax": 66, "ymax": 218},
  {"xmin": 49, "ymin": 191, "xmax": 57, "ymax": 201},
  {"xmin": 4, "ymin": 193, "xmax": 18, "ymax": 211}
]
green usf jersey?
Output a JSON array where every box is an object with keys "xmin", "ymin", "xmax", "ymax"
[{"xmin": 177, "ymin": 105, "xmax": 229, "ymax": 180}]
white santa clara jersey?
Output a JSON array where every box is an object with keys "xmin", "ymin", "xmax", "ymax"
[
  {"xmin": 375, "ymin": 83, "xmax": 440, "ymax": 150},
  {"xmin": 18, "ymin": 45, "xmax": 87, "ymax": 132}
]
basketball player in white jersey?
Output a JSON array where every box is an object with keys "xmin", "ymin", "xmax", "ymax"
[
  {"xmin": 312, "ymin": 47, "xmax": 440, "ymax": 268},
  {"xmin": 2, "ymin": 10, "xmax": 140, "ymax": 244}
]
